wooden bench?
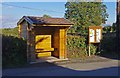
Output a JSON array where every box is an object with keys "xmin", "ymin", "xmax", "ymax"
[
  {"xmin": 35, "ymin": 48, "xmax": 54, "ymax": 58},
  {"xmin": 36, "ymin": 48, "xmax": 54, "ymax": 53}
]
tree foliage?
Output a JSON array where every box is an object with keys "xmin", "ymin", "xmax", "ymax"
[
  {"xmin": 43, "ymin": 14, "xmax": 51, "ymax": 18},
  {"xmin": 0, "ymin": 27, "xmax": 19, "ymax": 37},
  {"xmin": 65, "ymin": 2, "xmax": 108, "ymax": 35},
  {"xmin": 103, "ymin": 23, "xmax": 116, "ymax": 33}
]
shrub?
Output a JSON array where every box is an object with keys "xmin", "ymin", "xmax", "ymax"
[
  {"xmin": 67, "ymin": 35, "xmax": 98, "ymax": 58},
  {"xmin": 67, "ymin": 35, "xmax": 87, "ymax": 58},
  {"xmin": 2, "ymin": 35, "xmax": 27, "ymax": 68},
  {"xmin": 100, "ymin": 36, "xmax": 116, "ymax": 54},
  {"xmin": 89, "ymin": 44, "xmax": 97, "ymax": 55},
  {"xmin": 67, "ymin": 47, "xmax": 87, "ymax": 59},
  {"xmin": 67, "ymin": 35, "xmax": 86, "ymax": 49}
]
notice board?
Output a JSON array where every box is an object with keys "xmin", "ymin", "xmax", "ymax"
[{"xmin": 88, "ymin": 26, "xmax": 102, "ymax": 44}]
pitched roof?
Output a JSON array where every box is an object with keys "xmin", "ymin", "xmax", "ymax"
[{"xmin": 18, "ymin": 16, "xmax": 73, "ymax": 25}]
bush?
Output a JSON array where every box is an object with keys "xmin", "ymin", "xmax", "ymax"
[
  {"xmin": 67, "ymin": 35, "xmax": 98, "ymax": 58},
  {"xmin": 100, "ymin": 36, "xmax": 116, "ymax": 54},
  {"xmin": 67, "ymin": 47, "xmax": 87, "ymax": 59},
  {"xmin": 89, "ymin": 44, "xmax": 97, "ymax": 55},
  {"xmin": 67, "ymin": 35, "xmax": 87, "ymax": 58},
  {"xmin": 2, "ymin": 35, "xmax": 27, "ymax": 68},
  {"xmin": 67, "ymin": 35, "xmax": 86, "ymax": 49}
]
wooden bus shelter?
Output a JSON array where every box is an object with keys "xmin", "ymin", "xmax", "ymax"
[{"xmin": 17, "ymin": 16, "xmax": 73, "ymax": 62}]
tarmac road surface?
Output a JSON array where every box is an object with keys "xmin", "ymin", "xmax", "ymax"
[{"xmin": 2, "ymin": 60, "xmax": 119, "ymax": 76}]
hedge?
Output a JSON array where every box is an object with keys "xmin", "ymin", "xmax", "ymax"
[
  {"xmin": 67, "ymin": 35, "xmax": 97, "ymax": 58},
  {"xmin": 2, "ymin": 35, "xmax": 27, "ymax": 68}
]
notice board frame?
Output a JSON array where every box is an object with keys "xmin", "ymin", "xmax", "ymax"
[
  {"xmin": 88, "ymin": 26, "xmax": 102, "ymax": 44},
  {"xmin": 88, "ymin": 26, "xmax": 102, "ymax": 56}
]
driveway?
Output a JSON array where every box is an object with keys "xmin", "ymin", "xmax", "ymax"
[{"xmin": 2, "ymin": 59, "xmax": 119, "ymax": 76}]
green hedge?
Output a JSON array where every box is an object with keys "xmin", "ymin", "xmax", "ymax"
[
  {"xmin": 67, "ymin": 35, "xmax": 97, "ymax": 58},
  {"xmin": 2, "ymin": 35, "xmax": 27, "ymax": 68},
  {"xmin": 67, "ymin": 35, "xmax": 86, "ymax": 49},
  {"xmin": 67, "ymin": 35, "xmax": 87, "ymax": 58},
  {"xmin": 100, "ymin": 36, "xmax": 117, "ymax": 54}
]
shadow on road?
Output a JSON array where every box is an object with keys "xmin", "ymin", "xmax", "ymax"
[
  {"xmin": 2, "ymin": 61, "xmax": 119, "ymax": 76},
  {"xmin": 98, "ymin": 53, "xmax": 120, "ymax": 60}
]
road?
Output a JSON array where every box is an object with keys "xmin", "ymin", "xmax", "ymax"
[{"xmin": 2, "ymin": 60, "xmax": 119, "ymax": 76}]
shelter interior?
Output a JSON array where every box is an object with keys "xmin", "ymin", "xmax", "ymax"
[
  {"xmin": 18, "ymin": 16, "xmax": 73, "ymax": 62},
  {"xmin": 34, "ymin": 26, "xmax": 67, "ymax": 59}
]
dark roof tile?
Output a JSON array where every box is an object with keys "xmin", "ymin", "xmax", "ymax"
[{"xmin": 26, "ymin": 16, "xmax": 73, "ymax": 25}]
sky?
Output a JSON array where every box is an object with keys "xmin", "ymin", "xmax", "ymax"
[{"xmin": 1, "ymin": 1, "xmax": 117, "ymax": 28}]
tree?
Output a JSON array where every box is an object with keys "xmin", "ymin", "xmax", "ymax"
[
  {"xmin": 1, "ymin": 27, "xmax": 18, "ymax": 37},
  {"xmin": 65, "ymin": 2, "xmax": 108, "ymax": 35},
  {"xmin": 103, "ymin": 23, "xmax": 116, "ymax": 33},
  {"xmin": 43, "ymin": 14, "xmax": 51, "ymax": 18},
  {"xmin": 112, "ymin": 23, "xmax": 116, "ymax": 32}
]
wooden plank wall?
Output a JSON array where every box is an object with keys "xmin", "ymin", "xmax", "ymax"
[
  {"xmin": 21, "ymin": 21, "xmax": 27, "ymax": 39},
  {"xmin": 53, "ymin": 27, "xmax": 68, "ymax": 59},
  {"xmin": 27, "ymin": 24, "xmax": 36, "ymax": 62},
  {"xmin": 53, "ymin": 27, "xmax": 59, "ymax": 57},
  {"xmin": 36, "ymin": 35, "xmax": 52, "ymax": 57},
  {"xmin": 59, "ymin": 28, "xmax": 66, "ymax": 59},
  {"xmin": 18, "ymin": 24, "xmax": 21, "ymax": 38},
  {"xmin": 18, "ymin": 21, "xmax": 36, "ymax": 62},
  {"xmin": 34, "ymin": 27, "xmax": 55, "ymax": 57}
]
